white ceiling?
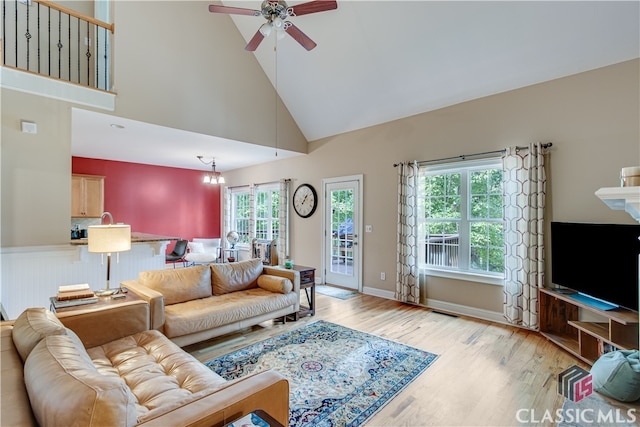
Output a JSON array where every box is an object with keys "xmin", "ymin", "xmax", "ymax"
[{"xmin": 72, "ymin": 0, "xmax": 640, "ymax": 172}]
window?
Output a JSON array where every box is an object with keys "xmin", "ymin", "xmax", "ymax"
[
  {"xmin": 255, "ymin": 187, "xmax": 280, "ymax": 241},
  {"xmin": 419, "ymin": 158, "xmax": 504, "ymax": 280},
  {"xmin": 231, "ymin": 190, "xmax": 251, "ymax": 245},
  {"xmin": 230, "ymin": 185, "xmax": 280, "ymax": 246}
]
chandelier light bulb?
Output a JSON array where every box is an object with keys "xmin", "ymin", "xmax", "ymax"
[
  {"xmin": 259, "ymin": 22, "xmax": 272, "ymax": 37},
  {"xmin": 272, "ymin": 17, "xmax": 284, "ymax": 30}
]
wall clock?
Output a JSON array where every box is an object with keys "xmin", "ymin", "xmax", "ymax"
[{"xmin": 293, "ymin": 183, "xmax": 318, "ymax": 218}]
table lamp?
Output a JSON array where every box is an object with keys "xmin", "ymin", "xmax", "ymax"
[{"xmin": 88, "ymin": 215, "xmax": 131, "ymax": 296}]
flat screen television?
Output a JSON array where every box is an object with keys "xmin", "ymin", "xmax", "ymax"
[{"xmin": 551, "ymin": 222, "xmax": 640, "ymax": 312}]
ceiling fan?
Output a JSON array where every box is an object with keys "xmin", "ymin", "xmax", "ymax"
[{"xmin": 208, "ymin": 0, "xmax": 338, "ymax": 51}]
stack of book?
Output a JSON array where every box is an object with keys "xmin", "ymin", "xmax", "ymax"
[{"xmin": 56, "ymin": 283, "xmax": 95, "ymax": 301}]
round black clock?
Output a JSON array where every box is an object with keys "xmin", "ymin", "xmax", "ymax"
[{"xmin": 293, "ymin": 183, "xmax": 318, "ymax": 218}]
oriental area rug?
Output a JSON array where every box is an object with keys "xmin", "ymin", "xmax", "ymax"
[{"xmin": 205, "ymin": 320, "xmax": 438, "ymax": 426}]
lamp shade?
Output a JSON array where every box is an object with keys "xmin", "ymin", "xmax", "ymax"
[{"xmin": 88, "ymin": 224, "xmax": 131, "ymax": 253}]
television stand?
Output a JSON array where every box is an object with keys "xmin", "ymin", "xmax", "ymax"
[{"xmin": 539, "ymin": 287, "xmax": 638, "ymax": 365}]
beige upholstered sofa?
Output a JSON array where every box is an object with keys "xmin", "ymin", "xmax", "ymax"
[
  {"xmin": 122, "ymin": 258, "xmax": 300, "ymax": 347},
  {"xmin": 1, "ymin": 304, "xmax": 289, "ymax": 427}
]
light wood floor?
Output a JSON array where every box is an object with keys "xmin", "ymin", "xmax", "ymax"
[{"xmin": 184, "ymin": 290, "xmax": 629, "ymax": 426}]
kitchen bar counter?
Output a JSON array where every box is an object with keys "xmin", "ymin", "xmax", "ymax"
[{"xmin": 70, "ymin": 232, "xmax": 179, "ymax": 245}]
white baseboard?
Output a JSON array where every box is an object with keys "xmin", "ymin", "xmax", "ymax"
[
  {"xmin": 424, "ymin": 298, "xmax": 507, "ymax": 324},
  {"xmin": 360, "ymin": 286, "xmax": 507, "ymax": 325},
  {"xmin": 362, "ymin": 286, "xmax": 395, "ymax": 300}
]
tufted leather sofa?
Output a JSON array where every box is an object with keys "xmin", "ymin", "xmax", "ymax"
[
  {"xmin": 123, "ymin": 258, "xmax": 300, "ymax": 347},
  {"xmin": 0, "ymin": 304, "xmax": 289, "ymax": 427}
]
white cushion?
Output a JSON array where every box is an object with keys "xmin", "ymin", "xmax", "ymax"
[{"xmin": 187, "ymin": 242, "xmax": 205, "ymax": 253}]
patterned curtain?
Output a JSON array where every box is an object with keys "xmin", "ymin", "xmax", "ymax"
[
  {"xmin": 277, "ymin": 179, "xmax": 290, "ymax": 265},
  {"xmin": 396, "ymin": 161, "xmax": 420, "ymax": 304},
  {"xmin": 502, "ymin": 143, "xmax": 547, "ymax": 328}
]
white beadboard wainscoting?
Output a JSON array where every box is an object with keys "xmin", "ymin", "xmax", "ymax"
[{"xmin": 0, "ymin": 241, "xmax": 170, "ymax": 319}]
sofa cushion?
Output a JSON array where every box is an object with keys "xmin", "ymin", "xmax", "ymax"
[
  {"xmin": 140, "ymin": 265, "xmax": 212, "ymax": 305},
  {"xmin": 257, "ymin": 274, "xmax": 293, "ymax": 294},
  {"xmin": 87, "ymin": 330, "xmax": 227, "ymax": 421},
  {"xmin": 12, "ymin": 307, "xmax": 67, "ymax": 363},
  {"xmin": 210, "ymin": 258, "xmax": 263, "ymax": 295},
  {"xmin": 163, "ymin": 289, "xmax": 299, "ymax": 338},
  {"xmin": 187, "ymin": 241, "xmax": 205, "ymax": 253},
  {"xmin": 25, "ymin": 335, "xmax": 138, "ymax": 427}
]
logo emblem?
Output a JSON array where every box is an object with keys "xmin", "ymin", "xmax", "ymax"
[{"xmin": 558, "ymin": 365, "xmax": 592, "ymax": 402}]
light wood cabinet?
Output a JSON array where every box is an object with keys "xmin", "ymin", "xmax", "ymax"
[
  {"xmin": 539, "ymin": 287, "xmax": 638, "ymax": 365},
  {"xmin": 71, "ymin": 174, "xmax": 104, "ymax": 217}
]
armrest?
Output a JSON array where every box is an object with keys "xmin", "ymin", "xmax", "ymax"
[
  {"xmin": 121, "ymin": 279, "xmax": 165, "ymax": 330},
  {"xmin": 137, "ymin": 370, "xmax": 289, "ymax": 427},
  {"xmin": 263, "ymin": 267, "xmax": 300, "ymax": 294},
  {"xmin": 56, "ymin": 300, "xmax": 149, "ymax": 348}
]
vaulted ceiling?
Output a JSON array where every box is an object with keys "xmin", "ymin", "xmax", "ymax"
[{"xmin": 72, "ymin": 1, "xmax": 640, "ymax": 171}]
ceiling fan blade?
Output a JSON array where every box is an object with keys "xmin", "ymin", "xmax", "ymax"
[
  {"xmin": 288, "ymin": 0, "xmax": 337, "ymax": 17},
  {"xmin": 208, "ymin": 4, "xmax": 261, "ymax": 16},
  {"xmin": 245, "ymin": 29, "xmax": 266, "ymax": 51},
  {"xmin": 284, "ymin": 22, "xmax": 317, "ymax": 51}
]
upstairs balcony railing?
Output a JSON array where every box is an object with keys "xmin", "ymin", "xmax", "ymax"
[{"xmin": 2, "ymin": 0, "xmax": 113, "ymax": 91}]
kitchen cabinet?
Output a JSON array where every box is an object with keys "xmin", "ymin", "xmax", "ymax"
[{"xmin": 71, "ymin": 174, "xmax": 104, "ymax": 217}]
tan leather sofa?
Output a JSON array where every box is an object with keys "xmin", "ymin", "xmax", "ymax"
[
  {"xmin": 122, "ymin": 258, "xmax": 300, "ymax": 347},
  {"xmin": 1, "ymin": 303, "xmax": 289, "ymax": 427}
]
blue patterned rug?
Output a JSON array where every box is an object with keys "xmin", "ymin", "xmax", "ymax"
[{"xmin": 205, "ymin": 320, "xmax": 438, "ymax": 426}]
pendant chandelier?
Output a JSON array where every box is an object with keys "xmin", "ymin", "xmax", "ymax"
[{"xmin": 197, "ymin": 155, "xmax": 225, "ymax": 184}]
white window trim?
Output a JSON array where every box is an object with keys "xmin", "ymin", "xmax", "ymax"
[
  {"xmin": 419, "ymin": 156, "xmax": 505, "ymax": 283},
  {"xmin": 229, "ymin": 184, "xmax": 280, "ymax": 249}
]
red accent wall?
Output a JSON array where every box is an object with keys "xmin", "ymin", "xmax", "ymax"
[{"xmin": 72, "ymin": 157, "xmax": 221, "ymax": 245}]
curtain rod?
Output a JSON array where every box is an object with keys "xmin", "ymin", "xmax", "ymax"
[
  {"xmin": 393, "ymin": 142, "xmax": 552, "ymax": 167},
  {"xmin": 227, "ymin": 178, "xmax": 291, "ymax": 191}
]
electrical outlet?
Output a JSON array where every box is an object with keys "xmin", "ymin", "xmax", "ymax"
[
  {"xmin": 380, "ymin": 272, "xmax": 385, "ymax": 280},
  {"xmin": 365, "ymin": 225, "xmax": 373, "ymax": 232}
]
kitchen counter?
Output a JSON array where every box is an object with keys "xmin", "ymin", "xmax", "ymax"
[{"xmin": 70, "ymin": 232, "xmax": 179, "ymax": 245}]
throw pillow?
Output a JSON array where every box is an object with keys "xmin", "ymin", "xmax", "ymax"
[
  {"xmin": 140, "ymin": 265, "xmax": 212, "ymax": 305},
  {"xmin": 257, "ymin": 275, "xmax": 293, "ymax": 294},
  {"xmin": 211, "ymin": 258, "xmax": 263, "ymax": 295},
  {"xmin": 187, "ymin": 242, "xmax": 205, "ymax": 254},
  {"xmin": 591, "ymin": 350, "xmax": 640, "ymax": 402},
  {"xmin": 12, "ymin": 307, "xmax": 68, "ymax": 362}
]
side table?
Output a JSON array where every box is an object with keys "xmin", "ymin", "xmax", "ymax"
[
  {"xmin": 288, "ymin": 265, "xmax": 315, "ymax": 321},
  {"xmin": 50, "ymin": 288, "xmax": 141, "ymax": 314}
]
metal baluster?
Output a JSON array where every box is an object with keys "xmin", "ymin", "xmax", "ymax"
[
  {"xmin": 76, "ymin": 16, "xmax": 80, "ymax": 84},
  {"xmin": 47, "ymin": 6, "xmax": 50, "ymax": 76},
  {"xmin": 36, "ymin": 2, "xmax": 40, "ymax": 73},
  {"xmin": 2, "ymin": 0, "xmax": 6, "ymax": 66},
  {"xmin": 57, "ymin": 10, "xmax": 61, "ymax": 78},
  {"xmin": 86, "ymin": 22, "xmax": 91, "ymax": 86},
  {"xmin": 67, "ymin": 13, "xmax": 70, "ymax": 81},
  {"xmin": 14, "ymin": 0, "xmax": 17, "ymax": 67}
]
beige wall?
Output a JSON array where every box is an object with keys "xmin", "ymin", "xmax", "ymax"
[
  {"xmin": 111, "ymin": 1, "xmax": 306, "ymax": 153},
  {"xmin": 222, "ymin": 59, "xmax": 640, "ymax": 314},
  {"xmin": 1, "ymin": 90, "xmax": 73, "ymax": 247}
]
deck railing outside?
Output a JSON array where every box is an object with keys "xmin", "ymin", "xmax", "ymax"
[{"xmin": 2, "ymin": 0, "xmax": 114, "ymax": 91}]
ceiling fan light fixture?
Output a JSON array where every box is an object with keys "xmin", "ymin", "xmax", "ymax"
[
  {"xmin": 272, "ymin": 16, "xmax": 284, "ymax": 30},
  {"xmin": 259, "ymin": 22, "xmax": 272, "ymax": 36}
]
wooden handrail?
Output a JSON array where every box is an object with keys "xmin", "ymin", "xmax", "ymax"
[{"xmin": 35, "ymin": 0, "xmax": 114, "ymax": 33}]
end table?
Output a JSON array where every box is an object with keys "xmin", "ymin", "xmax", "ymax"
[{"xmin": 288, "ymin": 265, "xmax": 315, "ymax": 321}]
